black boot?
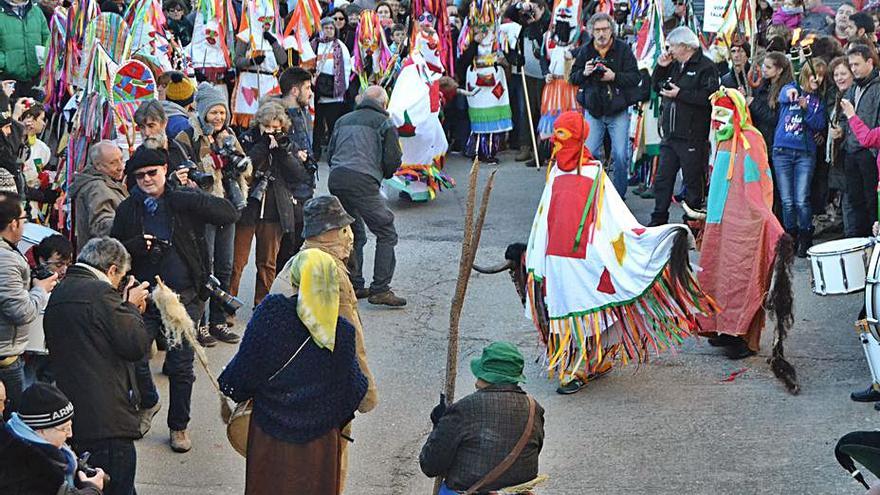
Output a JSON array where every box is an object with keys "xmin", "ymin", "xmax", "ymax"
[
  {"xmin": 723, "ymin": 337, "xmax": 757, "ymax": 359},
  {"xmin": 797, "ymin": 229, "xmax": 812, "ymax": 258},
  {"xmin": 851, "ymin": 385, "xmax": 880, "ymax": 402}
]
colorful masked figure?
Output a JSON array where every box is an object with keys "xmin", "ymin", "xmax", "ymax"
[
  {"xmin": 524, "ymin": 111, "xmax": 716, "ymax": 393},
  {"xmin": 385, "ymin": 14, "xmax": 454, "ymax": 202},
  {"xmin": 696, "ymin": 88, "xmax": 798, "ymax": 392},
  {"xmin": 537, "ymin": 0, "xmax": 581, "ymax": 139},
  {"xmin": 231, "ymin": 0, "xmax": 283, "ymax": 126},
  {"xmin": 188, "ymin": 0, "xmax": 234, "ymax": 83},
  {"xmin": 126, "ymin": 0, "xmax": 175, "ymax": 72},
  {"xmin": 353, "ymin": 10, "xmax": 393, "ymax": 91}
]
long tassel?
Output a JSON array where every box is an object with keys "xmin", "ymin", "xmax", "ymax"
[{"xmin": 766, "ymin": 233, "xmax": 800, "ymax": 394}]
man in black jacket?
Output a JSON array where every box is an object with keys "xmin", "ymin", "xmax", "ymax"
[
  {"xmin": 570, "ymin": 12, "xmax": 640, "ymax": 198},
  {"xmin": 327, "ymin": 85, "xmax": 405, "ymax": 307},
  {"xmin": 44, "ymin": 238, "xmax": 150, "ymax": 495},
  {"xmin": 110, "ymin": 144, "xmax": 238, "ymax": 454},
  {"xmin": 648, "ymin": 26, "xmax": 719, "ymax": 226}
]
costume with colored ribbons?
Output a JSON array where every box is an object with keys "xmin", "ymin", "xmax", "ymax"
[
  {"xmin": 697, "ymin": 88, "xmax": 798, "ymax": 393},
  {"xmin": 536, "ymin": 0, "xmax": 581, "ymax": 139},
  {"xmin": 524, "ymin": 111, "xmax": 717, "ymax": 384}
]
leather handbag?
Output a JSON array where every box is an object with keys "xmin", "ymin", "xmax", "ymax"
[
  {"xmin": 463, "ymin": 396, "xmax": 537, "ymax": 495},
  {"xmin": 226, "ymin": 336, "xmax": 311, "ymax": 457}
]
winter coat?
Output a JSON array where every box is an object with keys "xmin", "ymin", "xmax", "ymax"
[
  {"xmin": 174, "ymin": 116, "xmax": 251, "ymax": 201},
  {"xmin": 0, "ymin": 0, "xmax": 49, "ymax": 82},
  {"xmin": 846, "ymin": 113, "xmax": 880, "ymax": 180},
  {"xmin": 0, "ymin": 238, "xmax": 48, "ymax": 358},
  {"xmin": 652, "ymin": 49, "xmax": 720, "ymax": 142},
  {"xmin": 771, "ymin": 7, "xmax": 803, "ymax": 29},
  {"xmin": 239, "ymin": 127, "xmax": 312, "ymax": 233},
  {"xmin": 420, "ymin": 384, "xmax": 545, "ymax": 492},
  {"xmin": 43, "ymin": 264, "xmax": 152, "ymax": 442},
  {"xmin": 844, "ymin": 70, "xmax": 880, "ymax": 154},
  {"xmin": 0, "ymin": 418, "xmax": 102, "ymax": 495},
  {"xmin": 161, "ymin": 100, "xmax": 192, "ymax": 140},
  {"xmin": 772, "ymin": 83, "xmax": 827, "ymax": 154},
  {"xmin": 326, "ymin": 98, "xmax": 401, "ymax": 184},
  {"xmin": 69, "ymin": 165, "xmax": 127, "ymax": 250},
  {"xmin": 110, "ymin": 186, "xmax": 239, "ymax": 298},
  {"xmin": 749, "ymin": 79, "xmax": 781, "ymax": 152},
  {"xmin": 570, "ymin": 39, "xmax": 640, "ymax": 117}
]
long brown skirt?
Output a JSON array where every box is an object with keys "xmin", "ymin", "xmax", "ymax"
[{"xmin": 245, "ymin": 419, "xmax": 343, "ymax": 495}]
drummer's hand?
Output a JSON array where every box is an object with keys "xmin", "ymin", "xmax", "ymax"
[{"xmin": 873, "ymin": 221, "xmax": 879, "ymax": 237}]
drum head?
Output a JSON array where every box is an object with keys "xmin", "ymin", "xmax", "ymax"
[
  {"xmin": 226, "ymin": 400, "xmax": 251, "ymax": 457},
  {"xmin": 808, "ymin": 237, "xmax": 872, "ymax": 256},
  {"xmin": 18, "ymin": 224, "xmax": 61, "ymax": 253}
]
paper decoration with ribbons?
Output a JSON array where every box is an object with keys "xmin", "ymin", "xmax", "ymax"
[
  {"xmin": 112, "ymin": 60, "xmax": 157, "ymax": 105},
  {"xmin": 83, "ymin": 12, "xmax": 131, "ymax": 65}
]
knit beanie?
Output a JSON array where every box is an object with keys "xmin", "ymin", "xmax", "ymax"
[
  {"xmin": 165, "ymin": 72, "xmax": 195, "ymax": 107},
  {"xmin": 195, "ymin": 82, "xmax": 229, "ymax": 129},
  {"xmin": 0, "ymin": 168, "xmax": 18, "ymax": 194},
  {"xmin": 125, "ymin": 145, "xmax": 169, "ymax": 177},
  {"xmin": 18, "ymin": 383, "xmax": 74, "ymax": 430}
]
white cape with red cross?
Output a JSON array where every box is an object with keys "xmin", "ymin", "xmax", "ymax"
[{"xmin": 525, "ymin": 163, "xmax": 684, "ymax": 322}]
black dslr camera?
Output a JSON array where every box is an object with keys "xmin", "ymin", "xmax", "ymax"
[
  {"xmin": 32, "ymin": 265, "xmax": 54, "ymax": 280},
  {"xmin": 592, "ymin": 57, "xmax": 609, "ymax": 77},
  {"xmin": 212, "ymin": 136, "xmax": 252, "ymax": 210},
  {"xmin": 204, "ymin": 274, "xmax": 243, "ymax": 315},
  {"xmin": 172, "ymin": 160, "xmax": 215, "ymax": 189},
  {"xmin": 78, "ymin": 452, "xmax": 111, "ymax": 484}
]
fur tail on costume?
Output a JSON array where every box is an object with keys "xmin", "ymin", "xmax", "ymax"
[
  {"xmin": 668, "ymin": 228, "xmax": 691, "ymax": 287},
  {"xmin": 765, "ymin": 233, "xmax": 800, "ymax": 395},
  {"xmin": 151, "ymin": 277, "xmax": 233, "ymax": 421}
]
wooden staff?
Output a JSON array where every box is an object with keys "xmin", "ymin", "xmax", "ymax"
[
  {"xmin": 521, "ymin": 69, "xmax": 541, "ymax": 170},
  {"xmin": 432, "ymin": 158, "xmax": 498, "ymax": 495}
]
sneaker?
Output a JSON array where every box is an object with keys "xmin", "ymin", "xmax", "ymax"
[
  {"xmin": 368, "ymin": 290, "xmax": 407, "ymax": 307},
  {"xmin": 170, "ymin": 429, "xmax": 192, "ymax": 453},
  {"xmin": 196, "ymin": 325, "xmax": 217, "ymax": 348},
  {"xmin": 137, "ymin": 402, "xmax": 161, "ymax": 438},
  {"xmin": 515, "ymin": 147, "xmax": 532, "ymax": 162},
  {"xmin": 723, "ymin": 339, "xmax": 757, "ymax": 360},
  {"xmin": 851, "ymin": 385, "xmax": 880, "ymax": 403},
  {"xmin": 209, "ymin": 323, "xmax": 241, "ymax": 344},
  {"xmin": 707, "ymin": 333, "xmax": 741, "ymax": 347},
  {"xmin": 481, "ymin": 156, "xmax": 499, "ymax": 165},
  {"xmin": 556, "ymin": 378, "xmax": 586, "ymax": 395},
  {"xmin": 524, "ymin": 159, "xmax": 538, "ymax": 168},
  {"xmin": 354, "ymin": 288, "xmax": 370, "ymax": 299}
]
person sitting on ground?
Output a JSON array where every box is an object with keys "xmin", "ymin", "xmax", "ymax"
[
  {"xmin": 219, "ymin": 248, "xmax": 367, "ymax": 495},
  {"xmin": 420, "ymin": 341, "xmax": 545, "ymax": 494},
  {"xmin": 0, "ymin": 382, "xmax": 106, "ymax": 494}
]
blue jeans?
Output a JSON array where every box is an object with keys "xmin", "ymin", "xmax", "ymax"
[
  {"xmin": 71, "ymin": 438, "xmax": 137, "ymax": 495},
  {"xmin": 772, "ymin": 147, "xmax": 816, "ymax": 232},
  {"xmin": 203, "ymin": 223, "xmax": 235, "ymax": 325},
  {"xmin": 0, "ymin": 357, "xmax": 24, "ymax": 416},
  {"xmin": 584, "ymin": 110, "xmax": 631, "ymax": 198}
]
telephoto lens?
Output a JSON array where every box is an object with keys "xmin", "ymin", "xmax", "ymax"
[{"xmin": 205, "ymin": 275, "xmax": 244, "ymax": 315}]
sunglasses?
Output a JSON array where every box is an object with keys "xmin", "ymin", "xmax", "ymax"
[
  {"xmin": 134, "ymin": 169, "xmax": 161, "ymax": 180},
  {"xmin": 333, "ymin": 15, "xmax": 345, "ymax": 20}
]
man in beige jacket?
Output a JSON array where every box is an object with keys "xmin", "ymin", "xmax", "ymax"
[{"xmin": 269, "ymin": 195, "xmax": 377, "ymax": 492}]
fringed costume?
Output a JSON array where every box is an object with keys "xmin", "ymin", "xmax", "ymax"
[
  {"xmin": 231, "ymin": 0, "xmax": 283, "ymax": 127},
  {"xmin": 536, "ymin": 0, "xmax": 581, "ymax": 140},
  {"xmin": 524, "ymin": 111, "xmax": 717, "ymax": 389},
  {"xmin": 352, "ymin": 10, "xmax": 393, "ymax": 92},
  {"xmin": 188, "ymin": 0, "xmax": 235, "ymax": 98},
  {"xmin": 459, "ymin": 0, "xmax": 512, "ymax": 162},
  {"xmin": 385, "ymin": 13, "xmax": 454, "ymax": 202},
  {"xmin": 697, "ymin": 88, "xmax": 798, "ymax": 394}
]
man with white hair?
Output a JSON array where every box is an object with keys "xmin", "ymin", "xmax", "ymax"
[
  {"xmin": 648, "ymin": 26, "xmax": 719, "ymax": 226},
  {"xmin": 69, "ymin": 141, "xmax": 128, "ymax": 252},
  {"xmin": 327, "ymin": 85, "xmax": 405, "ymax": 307}
]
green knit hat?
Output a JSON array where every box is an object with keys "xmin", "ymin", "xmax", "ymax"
[{"xmin": 470, "ymin": 341, "xmax": 527, "ymax": 385}]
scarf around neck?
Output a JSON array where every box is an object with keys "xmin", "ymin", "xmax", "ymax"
[{"xmin": 312, "ymin": 36, "xmax": 346, "ymax": 99}]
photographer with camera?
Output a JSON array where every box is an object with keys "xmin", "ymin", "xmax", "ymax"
[
  {"xmin": 110, "ymin": 144, "xmax": 238, "ymax": 454},
  {"xmin": 570, "ymin": 12, "xmax": 640, "ymax": 198},
  {"xmin": 230, "ymin": 100, "xmax": 312, "ymax": 308},
  {"xmin": 648, "ymin": 26, "xmax": 719, "ymax": 226},
  {"xmin": 0, "ymin": 192, "xmax": 57, "ymax": 414},
  {"xmin": 132, "ymin": 101, "xmax": 191, "ymax": 181},
  {"xmin": 174, "ymin": 83, "xmax": 250, "ymax": 346},
  {"xmin": 0, "ymin": 383, "xmax": 107, "ymax": 494},
  {"xmin": 43, "ymin": 238, "xmax": 150, "ymax": 495}
]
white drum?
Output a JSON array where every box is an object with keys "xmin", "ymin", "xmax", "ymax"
[
  {"xmin": 18, "ymin": 223, "xmax": 61, "ymax": 253},
  {"xmin": 807, "ymin": 237, "xmax": 872, "ymax": 295}
]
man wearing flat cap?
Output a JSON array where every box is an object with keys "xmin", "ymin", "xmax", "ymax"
[
  {"xmin": 270, "ymin": 195, "xmax": 378, "ymax": 490},
  {"xmin": 420, "ymin": 341, "xmax": 545, "ymax": 494},
  {"xmin": 111, "ymin": 141, "xmax": 239, "ymax": 453}
]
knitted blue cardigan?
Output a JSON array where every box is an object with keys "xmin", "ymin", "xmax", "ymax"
[{"xmin": 218, "ymin": 294, "xmax": 367, "ymax": 444}]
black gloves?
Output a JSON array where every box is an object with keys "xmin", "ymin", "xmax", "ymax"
[
  {"xmin": 263, "ymin": 30, "xmax": 277, "ymax": 45},
  {"xmin": 430, "ymin": 393, "xmax": 447, "ymax": 425},
  {"xmin": 252, "ymin": 54, "xmax": 266, "ymax": 65}
]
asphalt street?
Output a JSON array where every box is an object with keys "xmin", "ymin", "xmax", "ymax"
[{"xmin": 135, "ymin": 152, "xmax": 876, "ymax": 494}]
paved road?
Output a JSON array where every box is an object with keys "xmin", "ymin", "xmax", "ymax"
[{"xmin": 135, "ymin": 152, "xmax": 876, "ymax": 494}]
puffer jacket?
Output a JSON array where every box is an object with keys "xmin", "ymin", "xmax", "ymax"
[
  {"xmin": 0, "ymin": 238, "xmax": 48, "ymax": 358},
  {"xmin": 327, "ymin": 98, "xmax": 401, "ymax": 184},
  {"xmin": 174, "ymin": 115, "xmax": 251, "ymax": 201},
  {"xmin": 0, "ymin": 0, "xmax": 49, "ymax": 82},
  {"xmin": 69, "ymin": 164, "xmax": 127, "ymax": 250},
  {"xmin": 844, "ymin": 70, "xmax": 880, "ymax": 154}
]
